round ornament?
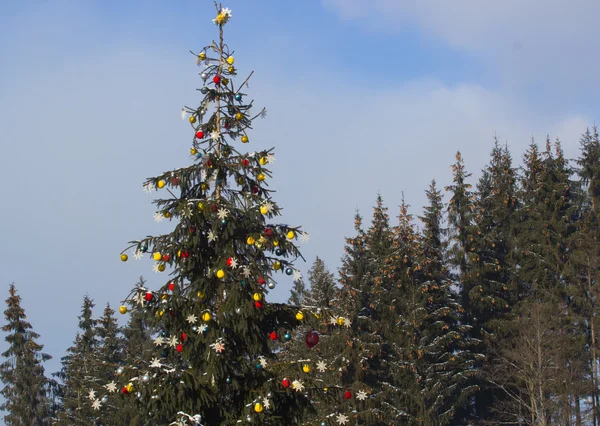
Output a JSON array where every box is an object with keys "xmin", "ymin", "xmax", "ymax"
[
  {"xmin": 273, "ymin": 261, "xmax": 281, "ymax": 270},
  {"xmin": 144, "ymin": 292, "xmax": 153, "ymax": 302},
  {"xmin": 168, "ymin": 282, "xmax": 175, "ymax": 291},
  {"xmin": 257, "ymin": 173, "xmax": 266, "ymax": 182},
  {"xmin": 235, "ymin": 112, "xmax": 243, "ymax": 120},
  {"xmin": 241, "ymin": 135, "xmax": 249, "ymax": 143},
  {"xmin": 200, "ymin": 87, "xmax": 209, "ymax": 94},
  {"xmin": 254, "ymin": 402, "xmax": 263, "ymax": 413},
  {"xmin": 153, "ymin": 252, "xmax": 162, "ymax": 261},
  {"xmin": 253, "ymin": 293, "xmax": 262, "ymax": 301},
  {"xmin": 260, "ymin": 206, "xmax": 268, "ymax": 215},
  {"xmin": 273, "ymin": 240, "xmax": 279, "ymax": 247},
  {"xmin": 302, "ymin": 364, "xmax": 311, "ymax": 373},
  {"xmin": 222, "ymin": 78, "xmax": 229, "ymax": 85},
  {"xmin": 295, "ymin": 311, "xmax": 304, "ymax": 321},
  {"xmin": 199, "ymin": 52, "xmax": 206, "ymax": 60},
  {"xmin": 201, "ymin": 72, "xmax": 208, "ymax": 80},
  {"xmin": 337, "ymin": 317, "xmax": 345, "ymax": 326},
  {"xmin": 181, "ymin": 251, "xmax": 190, "ymax": 258},
  {"xmin": 157, "ymin": 180, "xmax": 165, "ymax": 188},
  {"xmin": 213, "ymin": 75, "xmax": 221, "ymax": 84},
  {"xmin": 242, "ymin": 158, "xmax": 249, "ymax": 166},
  {"xmin": 202, "ymin": 312, "xmax": 211, "ymax": 322},
  {"xmin": 305, "ymin": 329, "xmax": 319, "ymax": 349},
  {"xmin": 189, "ymin": 115, "xmax": 197, "ymax": 124},
  {"xmin": 190, "ymin": 147, "xmax": 198, "ymax": 155},
  {"xmin": 162, "ymin": 253, "xmax": 170, "ymax": 261},
  {"xmin": 226, "ymin": 376, "xmax": 232, "ymax": 384},
  {"xmin": 197, "ymin": 291, "xmax": 205, "ymax": 299},
  {"xmin": 252, "ymin": 186, "xmax": 259, "ymax": 194},
  {"xmin": 285, "ymin": 268, "xmax": 293, "ymax": 276},
  {"xmin": 344, "ymin": 390, "xmax": 352, "ymax": 400},
  {"xmin": 235, "ymin": 93, "xmax": 242, "ymax": 101},
  {"xmin": 247, "ymin": 236, "xmax": 256, "ymax": 245},
  {"xmin": 282, "ymin": 378, "xmax": 291, "ymax": 388},
  {"xmin": 275, "ymin": 248, "xmax": 283, "ymax": 256},
  {"xmin": 141, "ymin": 245, "xmax": 148, "ymax": 253},
  {"xmin": 120, "ymin": 254, "xmax": 128, "ymax": 262},
  {"xmin": 119, "ymin": 305, "xmax": 128, "ymax": 314},
  {"xmin": 259, "ymin": 157, "xmax": 267, "ymax": 165},
  {"xmin": 254, "ymin": 300, "xmax": 264, "ymax": 308},
  {"xmin": 228, "ymin": 66, "xmax": 235, "ymax": 73},
  {"xmin": 257, "ymin": 276, "xmax": 266, "ymax": 285},
  {"xmin": 216, "ymin": 269, "xmax": 225, "ymax": 279},
  {"xmin": 269, "ymin": 331, "xmax": 278, "ymax": 341},
  {"xmin": 158, "ymin": 264, "xmax": 166, "ymax": 272},
  {"xmin": 237, "ymin": 177, "xmax": 244, "ymax": 184},
  {"xmin": 196, "ymin": 130, "xmax": 204, "ymax": 139},
  {"xmin": 267, "ymin": 281, "xmax": 276, "ymax": 290},
  {"xmin": 176, "ymin": 344, "xmax": 183, "ymax": 353},
  {"xmin": 246, "ymin": 415, "xmax": 252, "ymax": 422},
  {"xmin": 286, "ymin": 231, "xmax": 295, "ymax": 239},
  {"xmin": 142, "ymin": 374, "xmax": 150, "ymax": 382},
  {"xmin": 226, "ymin": 56, "xmax": 235, "ymax": 65},
  {"xmin": 284, "ymin": 332, "xmax": 291, "ymax": 341}
]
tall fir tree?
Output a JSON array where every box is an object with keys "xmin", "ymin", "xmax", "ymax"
[
  {"xmin": 0, "ymin": 284, "xmax": 54, "ymax": 425},
  {"xmin": 94, "ymin": 6, "xmax": 330, "ymax": 425},
  {"xmin": 288, "ymin": 278, "xmax": 308, "ymax": 306},
  {"xmin": 304, "ymin": 256, "xmax": 336, "ymax": 309},
  {"xmin": 55, "ymin": 295, "xmax": 100, "ymax": 425}
]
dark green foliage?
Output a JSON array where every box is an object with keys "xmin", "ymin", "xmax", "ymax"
[
  {"xmin": 288, "ymin": 278, "xmax": 308, "ymax": 306},
  {"xmin": 304, "ymin": 257, "xmax": 336, "ymax": 309},
  {"xmin": 0, "ymin": 284, "xmax": 54, "ymax": 425}
]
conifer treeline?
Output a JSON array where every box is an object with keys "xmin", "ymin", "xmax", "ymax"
[{"xmin": 3, "ymin": 127, "xmax": 600, "ymax": 425}]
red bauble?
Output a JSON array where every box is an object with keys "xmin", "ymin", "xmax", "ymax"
[
  {"xmin": 254, "ymin": 300, "xmax": 264, "ymax": 309},
  {"xmin": 227, "ymin": 257, "xmax": 234, "ymax": 267},
  {"xmin": 171, "ymin": 177, "xmax": 180, "ymax": 186},
  {"xmin": 264, "ymin": 228, "xmax": 273, "ymax": 237},
  {"xmin": 188, "ymin": 227, "xmax": 195, "ymax": 234},
  {"xmin": 144, "ymin": 292, "xmax": 153, "ymax": 302},
  {"xmin": 181, "ymin": 251, "xmax": 190, "ymax": 258},
  {"xmin": 181, "ymin": 333, "xmax": 187, "ymax": 342},
  {"xmin": 344, "ymin": 390, "xmax": 352, "ymax": 400},
  {"xmin": 257, "ymin": 276, "xmax": 266, "ymax": 285},
  {"xmin": 269, "ymin": 331, "xmax": 278, "ymax": 341},
  {"xmin": 252, "ymin": 186, "xmax": 259, "ymax": 194},
  {"xmin": 207, "ymin": 160, "xmax": 212, "ymax": 168},
  {"xmin": 162, "ymin": 254, "xmax": 170, "ymax": 262},
  {"xmin": 282, "ymin": 378, "xmax": 291, "ymax": 388},
  {"xmin": 211, "ymin": 204, "xmax": 218, "ymax": 212},
  {"xmin": 121, "ymin": 386, "xmax": 129, "ymax": 394},
  {"xmin": 241, "ymin": 159, "xmax": 249, "ymax": 167},
  {"xmin": 305, "ymin": 329, "xmax": 319, "ymax": 349},
  {"xmin": 213, "ymin": 75, "xmax": 221, "ymax": 84},
  {"xmin": 168, "ymin": 282, "xmax": 175, "ymax": 291},
  {"xmin": 196, "ymin": 130, "xmax": 204, "ymax": 139},
  {"xmin": 176, "ymin": 344, "xmax": 183, "ymax": 353}
]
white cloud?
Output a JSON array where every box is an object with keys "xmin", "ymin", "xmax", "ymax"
[{"xmin": 322, "ymin": 0, "xmax": 600, "ymax": 93}]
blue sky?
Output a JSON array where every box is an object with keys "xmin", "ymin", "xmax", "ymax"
[{"xmin": 0, "ymin": 0, "xmax": 598, "ymax": 376}]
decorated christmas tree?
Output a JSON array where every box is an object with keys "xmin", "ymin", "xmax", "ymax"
[{"xmin": 92, "ymin": 4, "xmax": 324, "ymax": 425}]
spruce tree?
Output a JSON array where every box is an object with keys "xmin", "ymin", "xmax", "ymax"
[
  {"xmin": 94, "ymin": 6, "xmax": 324, "ymax": 424},
  {"xmin": 288, "ymin": 278, "xmax": 308, "ymax": 306},
  {"xmin": 55, "ymin": 295, "xmax": 100, "ymax": 425},
  {"xmin": 304, "ymin": 256, "xmax": 336, "ymax": 309},
  {"xmin": 0, "ymin": 284, "xmax": 54, "ymax": 425}
]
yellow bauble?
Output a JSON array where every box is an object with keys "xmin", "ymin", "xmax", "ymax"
[
  {"xmin": 258, "ymin": 236, "xmax": 266, "ymax": 244},
  {"xmin": 222, "ymin": 78, "xmax": 229, "ymax": 85},
  {"xmin": 226, "ymin": 56, "xmax": 235, "ymax": 65},
  {"xmin": 120, "ymin": 254, "xmax": 128, "ymax": 262},
  {"xmin": 126, "ymin": 383, "xmax": 134, "ymax": 392},
  {"xmin": 286, "ymin": 231, "xmax": 295, "ymax": 239},
  {"xmin": 157, "ymin": 180, "xmax": 166, "ymax": 188},
  {"xmin": 199, "ymin": 52, "xmax": 206, "ymax": 60},
  {"xmin": 119, "ymin": 305, "xmax": 128, "ymax": 314},
  {"xmin": 259, "ymin": 157, "xmax": 267, "ymax": 165},
  {"xmin": 337, "ymin": 317, "xmax": 345, "ymax": 326},
  {"xmin": 295, "ymin": 311, "xmax": 304, "ymax": 321},
  {"xmin": 158, "ymin": 264, "xmax": 166, "ymax": 272},
  {"xmin": 216, "ymin": 269, "xmax": 225, "ymax": 279},
  {"xmin": 237, "ymin": 177, "xmax": 244, "ymax": 185},
  {"xmin": 198, "ymin": 202, "xmax": 205, "ymax": 211},
  {"xmin": 197, "ymin": 291, "xmax": 205, "ymax": 299},
  {"xmin": 324, "ymin": 387, "xmax": 329, "ymax": 392},
  {"xmin": 163, "ymin": 211, "xmax": 171, "ymax": 218},
  {"xmin": 177, "ymin": 250, "xmax": 181, "ymax": 257},
  {"xmin": 260, "ymin": 206, "xmax": 268, "ymax": 215},
  {"xmin": 235, "ymin": 112, "xmax": 243, "ymax": 120},
  {"xmin": 201, "ymin": 183, "xmax": 208, "ymax": 190},
  {"xmin": 253, "ymin": 293, "xmax": 262, "ymax": 301},
  {"xmin": 189, "ymin": 115, "xmax": 197, "ymax": 124},
  {"xmin": 302, "ymin": 364, "xmax": 311, "ymax": 373},
  {"xmin": 273, "ymin": 240, "xmax": 279, "ymax": 247},
  {"xmin": 153, "ymin": 252, "xmax": 162, "ymax": 261},
  {"xmin": 257, "ymin": 173, "xmax": 266, "ymax": 182},
  {"xmin": 274, "ymin": 261, "xmax": 281, "ymax": 270},
  {"xmin": 254, "ymin": 403, "xmax": 263, "ymax": 413},
  {"xmin": 190, "ymin": 147, "xmax": 198, "ymax": 155},
  {"xmin": 247, "ymin": 236, "xmax": 256, "ymax": 245},
  {"xmin": 241, "ymin": 135, "xmax": 249, "ymax": 143},
  {"xmin": 156, "ymin": 310, "xmax": 164, "ymax": 317},
  {"xmin": 228, "ymin": 65, "xmax": 235, "ymax": 73},
  {"xmin": 202, "ymin": 312, "xmax": 211, "ymax": 322}
]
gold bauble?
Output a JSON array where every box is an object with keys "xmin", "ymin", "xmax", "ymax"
[
  {"xmin": 295, "ymin": 311, "xmax": 304, "ymax": 321},
  {"xmin": 153, "ymin": 252, "xmax": 162, "ymax": 261},
  {"xmin": 120, "ymin": 254, "xmax": 128, "ymax": 262},
  {"xmin": 119, "ymin": 305, "xmax": 128, "ymax": 314}
]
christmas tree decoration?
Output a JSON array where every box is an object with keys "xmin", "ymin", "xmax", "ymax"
[
  {"xmin": 295, "ymin": 311, "xmax": 304, "ymax": 321},
  {"xmin": 302, "ymin": 364, "xmax": 311, "ymax": 373},
  {"xmin": 119, "ymin": 305, "xmax": 128, "ymax": 314},
  {"xmin": 305, "ymin": 329, "xmax": 319, "ymax": 349},
  {"xmin": 157, "ymin": 180, "xmax": 165, "ymax": 189},
  {"xmin": 241, "ymin": 135, "xmax": 249, "ymax": 143},
  {"xmin": 226, "ymin": 56, "xmax": 234, "ymax": 65},
  {"xmin": 120, "ymin": 254, "xmax": 128, "ymax": 262}
]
